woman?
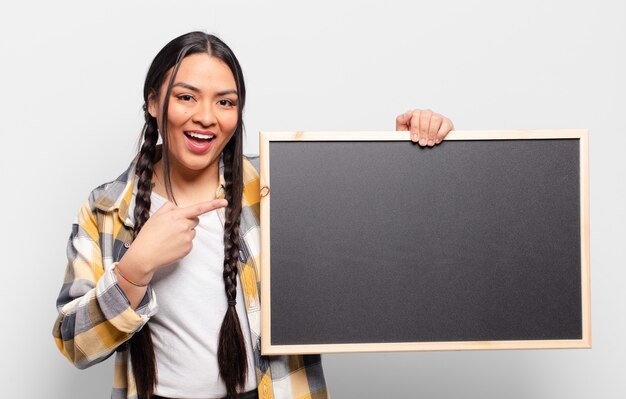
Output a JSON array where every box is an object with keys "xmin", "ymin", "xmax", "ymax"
[{"xmin": 52, "ymin": 31, "xmax": 454, "ymax": 399}]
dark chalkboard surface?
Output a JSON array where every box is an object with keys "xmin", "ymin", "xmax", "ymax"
[{"xmin": 259, "ymin": 130, "xmax": 590, "ymax": 355}]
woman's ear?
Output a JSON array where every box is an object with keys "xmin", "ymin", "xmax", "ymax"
[{"xmin": 147, "ymin": 90, "xmax": 158, "ymax": 118}]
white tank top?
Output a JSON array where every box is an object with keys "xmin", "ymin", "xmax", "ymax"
[{"xmin": 147, "ymin": 191, "xmax": 257, "ymax": 398}]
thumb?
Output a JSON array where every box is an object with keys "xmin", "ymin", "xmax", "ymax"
[
  {"xmin": 179, "ymin": 199, "xmax": 229, "ymax": 219},
  {"xmin": 395, "ymin": 111, "xmax": 411, "ymax": 131}
]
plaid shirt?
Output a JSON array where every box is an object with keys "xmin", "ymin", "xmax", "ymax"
[{"xmin": 53, "ymin": 151, "xmax": 329, "ymax": 399}]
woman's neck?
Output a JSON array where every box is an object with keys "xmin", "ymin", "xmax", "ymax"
[{"xmin": 151, "ymin": 156, "xmax": 220, "ymax": 207}]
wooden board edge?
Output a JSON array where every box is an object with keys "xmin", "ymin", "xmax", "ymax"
[
  {"xmin": 259, "ymin": 129, "xmax": 588, "ymax": 142},
  {"xmin": 580, "ymin": 130, "xmax": 592, "ymax": 347},
  {"xmin": 259, "ymin": 131, "xmax": 272, "ymax": 352},
  {"xmin": 262, "ymin": 339, "xmax": 592, "ymax": 355}
]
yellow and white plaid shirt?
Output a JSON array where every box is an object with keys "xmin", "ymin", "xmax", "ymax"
[{"xmin": 53, "ymin": 150, "xmax": 329, "ymax": 399}]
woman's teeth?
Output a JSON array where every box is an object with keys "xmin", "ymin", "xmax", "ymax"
[{"xmin": 185, "ymin": 131, "xmax": 215, "ymax": 140}]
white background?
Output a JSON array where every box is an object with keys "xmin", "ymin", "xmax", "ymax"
[{"xmin": 1, "ymin": 0, "xmax": 625, "ymax": 398}]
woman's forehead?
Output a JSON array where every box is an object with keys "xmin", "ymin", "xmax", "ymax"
[{"xmin": 167, "ymin": 53, "xmax": 236, "ymax": 91}]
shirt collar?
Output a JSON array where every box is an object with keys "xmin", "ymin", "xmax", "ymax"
[{"xmin": 91, "ymin": 151, "xmax": 139, "ymax": 229}]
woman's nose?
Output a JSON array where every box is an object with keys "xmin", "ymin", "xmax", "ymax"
[{"xmin": 192, "ymin": 101, "xmax": 216, "ymax": 127}]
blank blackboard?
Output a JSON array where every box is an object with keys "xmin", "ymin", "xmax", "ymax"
[{"xmin": 259, "ymin": 130, "xmax": 590, "ymax": 355}]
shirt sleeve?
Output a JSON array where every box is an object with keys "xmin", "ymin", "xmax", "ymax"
[
  {"xmin": 265, "ymin": 354, "xmax": 329, "ymax": 399},
  {"xmin": 52, "ymin": 198, "xmax": 158, "ymax": 369}
]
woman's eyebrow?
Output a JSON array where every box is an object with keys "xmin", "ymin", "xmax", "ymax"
[
  {"xmin": 173, "ymin": 82, "xmax": 238, "ymax": 97},
  {"xmin": 173, "ymin": 82, "xmax": 200, "ymax": 92},
  {"xmin": 216, "ymin": 89, "xmax": 238, "ymax": 96}
]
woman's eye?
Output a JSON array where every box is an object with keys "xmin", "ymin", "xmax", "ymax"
[
  {"xmin": 218, "ymin": 99, "xmax": 235, "ymax": 107},
  {"xmin": 178, "ymin": 94, "xmax": 194, "ymax": 102}
]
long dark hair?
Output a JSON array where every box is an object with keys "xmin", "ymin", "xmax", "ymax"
[{"xmin": 130, "ymin": 31, "xmax": 247, "ymax": 399}]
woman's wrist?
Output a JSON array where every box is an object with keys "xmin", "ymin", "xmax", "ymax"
[
  {"xmin": 116, "ymin": 254, "xmax": 154, "ymax": 288},
  {"xmin": 115, "ymin": 263, "xmax": 149, "ymax": 287},
  {"xmin": 113, "ymin": 259, "xmax": 154, "ymax": 309}
]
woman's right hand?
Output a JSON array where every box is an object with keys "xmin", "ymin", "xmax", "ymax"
[{"xmin": 118, "ymin": 198, "xmax": 228, "ymax": 284}]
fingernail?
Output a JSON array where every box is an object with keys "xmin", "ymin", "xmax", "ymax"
[
  {"xmin": 412, "ymin": 133, "xmax": 418, "ymax": 142},
  {"xmin": 419, "ymin": 138, "xmax": 427, "ymax": 146},
  {"xmin": 428, "ymin": 140, "xmax": 434, "ymax": 146}
]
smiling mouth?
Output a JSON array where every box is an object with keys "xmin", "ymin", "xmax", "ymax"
[{"xmin": 184, "ymin": 131, "xmax": 215, "ymax": 142}]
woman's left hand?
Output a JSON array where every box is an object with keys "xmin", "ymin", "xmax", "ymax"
[{"xmin": 395, "ymin": 109, "xmax": 454, "ymax": 147}]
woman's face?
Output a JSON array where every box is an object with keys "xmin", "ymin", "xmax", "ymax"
[{"xmin": 148, "ymin": 53, "xmax": 239, "ymax": 175}]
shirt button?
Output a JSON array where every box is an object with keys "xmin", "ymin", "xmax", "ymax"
[{"xmin": 123, "ymin": 242, "xmax": 130, "ymax": 248}]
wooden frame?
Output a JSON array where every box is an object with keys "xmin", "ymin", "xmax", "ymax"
[{"xmin": 259, "ymin": 129, "xmax": 590, "ymax": 355}]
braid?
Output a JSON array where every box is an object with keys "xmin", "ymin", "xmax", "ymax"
[
  {"xmin": 217, "ymin": 133, "xmax": 247, "ymax": 399},
  {"xmin": 134, "ymin": 118, "xmax": 158, "ymax": 237},
  {"xmin": 129, "ymin": 111, "xmax": 158, "ymax": 399},
  {"xmin": 222, "ymin": 147, "xmax": 242, "ymax": 303}
]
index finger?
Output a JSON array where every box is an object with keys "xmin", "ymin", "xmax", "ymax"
[
  {"xmin": 395, "ymin": 111, "xmax": 411, "ymax": 131},
  {"xmin": 178, "ymin": 199, "xmax": 228, "ymax": 218}
]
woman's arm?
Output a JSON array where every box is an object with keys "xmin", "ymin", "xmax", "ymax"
[{"xmin": 52, "ymin": 198, "xmax": 157, "ymax": 369}]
